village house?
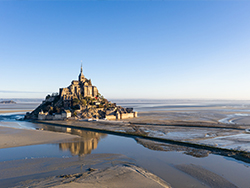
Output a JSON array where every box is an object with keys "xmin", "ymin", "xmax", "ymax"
[{"xmin": 38, "ymin": 109, "xmax": 71, "ymax": 120}]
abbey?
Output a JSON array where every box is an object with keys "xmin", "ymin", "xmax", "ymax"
[
  {"xmin": 59, "ymin": 65, "xmax": 98, "ymax": 108},
  {"xmin": 25, "ymin": 65, "xmax": 137, "ymax": 120}
]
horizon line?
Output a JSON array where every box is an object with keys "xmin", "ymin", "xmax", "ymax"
[{"xmin": 1, "ymin": 97, "xmax": 250, "ymax": 101}]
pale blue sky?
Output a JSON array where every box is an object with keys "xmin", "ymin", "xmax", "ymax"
[{"xmin": 0, "ymin": 1, "xmax": 250, "ymax": 99}]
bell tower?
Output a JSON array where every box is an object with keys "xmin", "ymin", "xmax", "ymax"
[{"xmin": 78, "ymin": 64, "xmax": 85, "ymax": 82}]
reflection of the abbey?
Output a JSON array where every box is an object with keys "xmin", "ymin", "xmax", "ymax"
[
  {"xmin": 59, "ymin": 131, "xmax": 105, "ymax": 156},
  {"xmin": 37, "ymin": 124, "xmax": 107, "ymax": 156}
]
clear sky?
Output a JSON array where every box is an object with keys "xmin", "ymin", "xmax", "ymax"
[{"xmin": 0, "ymin": 1, "xmax": 250, "ymax": 100}]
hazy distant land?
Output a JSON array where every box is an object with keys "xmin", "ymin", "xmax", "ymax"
[{"xmin": 0, "ymin": 100, "xmax": 16, "ymax": 104}]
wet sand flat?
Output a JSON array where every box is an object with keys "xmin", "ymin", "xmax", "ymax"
[
  {"xmin": 0, "ymin": 154, "xmax": 170, "ymax": 188},
  {"xmin": 2, "ymin": 101, "xmax": 250, "ymax": 187},
  {"xmin": 0, "ymin": 123, "xmax": 171, "ymax": 188},
  {"xmin": 51, "ymin": 165, "xmax": 170, "ymax": 188},
  {"xmin": 0, "ymin": 110, "xmax": 33, "ymax": 114},
  {"xmin": 44, "ymin": 117, "xmax": 250, "ymax": 153},
  {"xmin": 175, "ymin": 164, "xmax": 237, "ymax": 188},
  {"xmin": 0, "ymin": 126, "xmax": 80, "ymax": 149},
  {"xmin": 231, "ymin": 116, "xmax": 250, "ymax": 124},
  {"xmin": 129, "ymin": 109, "xmax": 248, "ymax": 125},
  {"xmin": 17, "ymin": 165, "xmax": 170, "ymax": 188},
  {"xmin": 1, "ymin": 104, "xmax": 250, "ymax": 187},
  {"xmin": 35, "ymin": 105, "xmax": 250, "ymax": 159}
]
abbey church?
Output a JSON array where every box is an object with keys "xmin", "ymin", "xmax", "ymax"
[{"xmin": 59, "ymin": 65, "xmax": 98, "ymax": 108}]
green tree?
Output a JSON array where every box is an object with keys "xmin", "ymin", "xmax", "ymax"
[
  {"xmin": 72, "ymin": 98, "xmax": 80, "ymax": 106},
  {"xmin": 46, "ymin": 94, "xmax": 51, "ymax": 100},
  {"xmin": 80, "ymin": 99, "xmax": 87, "ymax": 106},
  {"xmin": 85, "ymin": 97, "xmax": 92, "ymax": 104},
  {"xmin": 79, "ymin": 94, "xmax": 84, "ymax": 100},
  {"xmin": 98, "ymin": 104, "xmax": 104, "ymax": 108},
  {"xmin": 106, "ymin": 103, "xmax": 110, "ymax": 109}
]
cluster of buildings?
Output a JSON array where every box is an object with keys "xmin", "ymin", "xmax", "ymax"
[
  {"xmin": 35, "ymin": 65, "xmax": 137, "ymax": 121},
  {"xmin": 38, "ymin": 109, "xmax": 71, "ymax": 120}
]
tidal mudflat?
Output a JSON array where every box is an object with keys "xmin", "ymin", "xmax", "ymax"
[
  {"xmin": 0, "ymin": 125, "xmax": 249, "ymax": 187},
  {"xmin": 1, "ymin": 100, "xmax": 250, "ymax": 187}
]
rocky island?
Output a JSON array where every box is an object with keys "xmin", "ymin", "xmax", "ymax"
[
  {"xmin": 25, "ymin": 65, "xmax": 137, "ymax": 120},
  {"xmin": 0, "ymin": 100, "xmax": 16, "ymax": 104}
]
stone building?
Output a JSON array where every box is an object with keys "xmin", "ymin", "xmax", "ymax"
[
  {"xmin": 105, "ymin": 111, "xmax": 138, "ymax": 120},
  {"xmin": 59, "ymin": 65, "xmax": 98, "ymax": 108},
  {"xmin": 38, "ymin": 109, "xmax": 72, "ymax": 120}
]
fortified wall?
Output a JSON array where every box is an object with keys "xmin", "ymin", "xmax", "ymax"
[{"xmin": 106, "ymin": 111, "xmax": 138, "ymax": 120}]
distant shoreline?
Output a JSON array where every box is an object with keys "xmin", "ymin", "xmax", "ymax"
[{"xmin": 0, "ymin": 100, "xmax": 16, "ymax": 104}]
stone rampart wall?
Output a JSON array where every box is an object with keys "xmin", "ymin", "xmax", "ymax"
[
  {"xmin": 120, "ymin": 113, "xmax": 134, "ymax": 119},
  {"xmin": 38, "ymin": 114, "xmax": 46, "ymax": 120},
  {"xmin": 105, "ymin": 115, "xmax": 117, "ymax": 120},
  {"xmin": 106, "ymin": 112, "xmax": 137, "ymax": 120},
  {"xmin": 53, "ymin": 114, "xmax": 63, "ymax": 120}
]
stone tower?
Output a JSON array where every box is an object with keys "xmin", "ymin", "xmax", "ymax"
[
  {"xmin": 59, "ymin": 65, "xmax": 99, "ymax": 108},
  {"xmin": 79, "ymin": 64, "xmax": 85, "ymax": 82}
]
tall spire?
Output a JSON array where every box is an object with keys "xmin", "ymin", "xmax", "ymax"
[{"xmin": 79, "ymin": 61, "xmax": 85, "ymax": 82}]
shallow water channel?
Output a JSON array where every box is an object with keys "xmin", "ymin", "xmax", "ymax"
[{"xmin": 0, "ymin": 114, "xmax": 250, "ymax": 187}]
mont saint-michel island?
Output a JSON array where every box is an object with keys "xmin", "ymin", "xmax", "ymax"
[{"xmin": 25, "ymin": 66, "xmax": 137, "ymax": 121}]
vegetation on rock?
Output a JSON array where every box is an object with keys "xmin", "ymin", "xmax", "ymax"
[{"xmin": 25, "ymin": 93, "xmax": 133, "ymax": 120}]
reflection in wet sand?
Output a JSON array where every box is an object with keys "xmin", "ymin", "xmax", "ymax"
[
  {"xmin": 59, "ymin": 139, "xmax": 97, "ymax": 156},
  {"xmin": 59, "ymin": 133, "xmax": 104, "ymax": 156},
  {"xmin": 135, "ymin": 138, "xmax": 250, "ymax": 164},
  {"xmin": 39, "ymin": 124, "xmax": 211, "ymax": 158},
  {"xmin": 136, "ymin": 138, "xmax": 210, "ymax": 158},
  {"xmin": 36, "ymin": 124, "xmax": 107, "ymax": 156}
]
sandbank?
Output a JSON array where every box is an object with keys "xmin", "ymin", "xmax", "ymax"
[
  {"xmin": 0, "ymin": 110, "xmax": 32, "ymax": 114},
  {"xmin": 0, "ymin": 126, "xmax": 80, "ymax": 149},
  {"xmin": 175, "ymin": 164, "xmax": 237, "ymax": 188},
  {"xmin": 17, "ymin": 165, "xmax": 170, "ymax": 188},
  {"xmin": 0, "ymin": 154, "xmax": 170, "ymax": 188}
]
